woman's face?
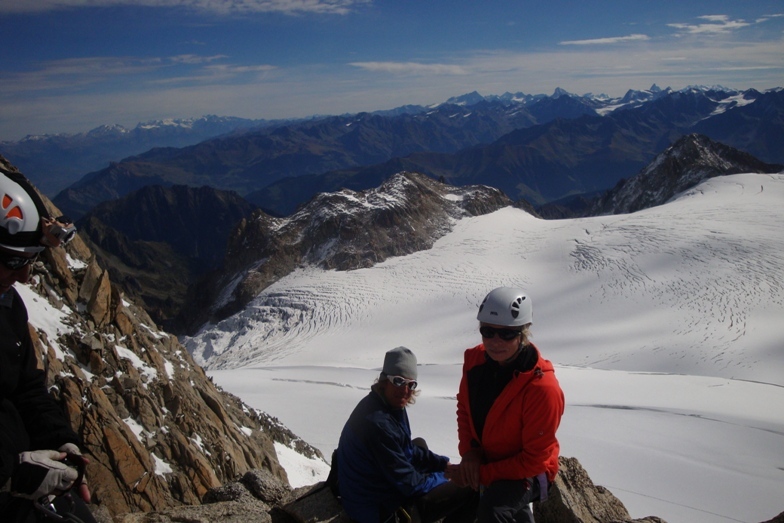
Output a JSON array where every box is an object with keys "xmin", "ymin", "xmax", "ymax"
[{"xmin": 480, "ymin": 323, "xmax": 522, "ymax": 364}]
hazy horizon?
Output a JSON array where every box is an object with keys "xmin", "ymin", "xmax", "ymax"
[{"xmin": 2, "ymin": 0, "xmax": 782, "ymax": 140}]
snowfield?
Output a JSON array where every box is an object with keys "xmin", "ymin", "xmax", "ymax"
[{"xmin": 187, "ymin": 172, "xmax": 784, "ymax": 523}]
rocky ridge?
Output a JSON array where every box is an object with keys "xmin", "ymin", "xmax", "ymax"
[
  {"xmin": 1, "ymin": 156, "xmax": 310, "ymax": 520},
  {"xmin": 178, "ymin": 171, "xmax": 512, "ymax": 335}
]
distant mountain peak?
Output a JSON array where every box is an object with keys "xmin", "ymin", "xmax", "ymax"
[
  {"xmin": 592, "ymin": 133, "xmax": 783, "ymax": 215},
  {"xmin": 444, "ymin": 91, "xmax": 486, "ymax": 106},
  {"xmin": 680, "ymin": 84, "xmax": 736, "ymax": 95},
  {"xmin": 86, "ymin": 123, "xmax": 130, "ymax": 137},
  {"xmin": 552, "ymin": 87, "xmax": 573, "ymax": 99}
]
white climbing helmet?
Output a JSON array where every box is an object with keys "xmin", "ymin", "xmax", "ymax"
[
  {"xmin": 476, "ymin": 287, "xmax": 533, "ymax": 327},
  {"xmin": 0, "ymin": 170, "xmax": 46, "ymax": 253}
]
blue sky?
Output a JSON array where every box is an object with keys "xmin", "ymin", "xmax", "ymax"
[{"xmin": 1, "ymin": 0, "xmax": 782, "ymax": 141}]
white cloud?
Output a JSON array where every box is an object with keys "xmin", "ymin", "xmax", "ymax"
[
  {"xmin": 169, "ymin": 54, "xmax": 228, "ymax": 65},
  {"xmin": 0, "ymin": 54, "xmax": 275, "ymax": 96},
  {"xmin": 559, "ymin": 34, "xmax": 650, "ymax": 46},
  {"xmin": 0, "ymin": 0, "xmax": 372, "ymax": 15},
  {"xmin": 668, "ymin": 14, "xmax": 753, "ymax": 35},
  {"xmin": 756, "ymin": 13, "xmax": 784, "ymax": 23},
  {"xmin": 349, "ymin": 61, "xmax": 469, "ymax": 76}
]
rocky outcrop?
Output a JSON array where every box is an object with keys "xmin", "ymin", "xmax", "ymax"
[
  {"xmin": 36, "ymin": 238, "xmax": 297, "ymax": 517},
  {"xmin": 1, "ymin": 156, "xmax": 309, "ymax": 520},
  {"xmin": 117, "ymin": 456, "xmax": 667, "ymax": 523},
  {"xmin": 533, "ymin": 457, "xmax": 664, "ymax": 523},
  {"xmin": 104, "ymin": 453, "xmax": 784, "ymax": 523}
]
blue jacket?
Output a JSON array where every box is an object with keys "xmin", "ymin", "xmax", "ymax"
[{"xmin": 336, "ymin": 390, "xmax": 448, "ymax": 523}]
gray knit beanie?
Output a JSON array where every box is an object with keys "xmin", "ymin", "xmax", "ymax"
[{"xmin": 382, "ymin": 346, "xmax": 418, "ymax": 380}]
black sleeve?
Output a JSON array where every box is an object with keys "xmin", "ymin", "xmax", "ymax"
[{"xmin": 11, "ymin": 299, "xmax": 80, "ymax": 451}]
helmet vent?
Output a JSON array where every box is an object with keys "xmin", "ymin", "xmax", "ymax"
[
  {"xmin": 510, "ymin": 296, "xmax": 525, "ymax": 318},
  {"xmin": 2, "ymin": 194, "xmax": 24, "ymax": 234}
]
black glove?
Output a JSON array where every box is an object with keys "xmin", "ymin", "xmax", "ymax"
[{"xmin": 11, "ymin": 450, "xmax": 78, "ymax": 500}]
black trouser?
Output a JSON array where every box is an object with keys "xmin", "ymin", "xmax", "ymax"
[
  {"xmin": 408, "ymin": 480, "xmax": 480, "ymax": 523},
  {"xmin": 477, "ymin": 479, "xmax": 541, "ymax": 523},
  {"xmin": 0, "ymin": 493, "xmax": 98, "ymax": 523}
]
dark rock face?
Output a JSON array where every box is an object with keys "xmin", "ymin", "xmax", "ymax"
[{"xmin": 76, "ymin": 184, "xmax": 257, "ymax": 328}]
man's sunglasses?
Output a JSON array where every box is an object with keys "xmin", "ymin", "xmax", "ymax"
[
  {"xmin": 0, "ymin": 253, "xmax": 38, "ymax": 271},
  {"xmin": 387, "ymin": 375, "xmax": 418, "ymax": 390},
  {"xmin": 479, "ymin": 326, "xmax": 523, "ymax": 341}
]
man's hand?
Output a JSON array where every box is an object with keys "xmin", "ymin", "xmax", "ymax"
[
  {"xmin": 58, "ymin": 443, "xmax": 91, "ymax": 503},
  {"xmin": 11, "ymin": 450, "xmax": 78, "ymax": 500},
  {"xmin": 444, "ymin": 463, "xmax": 467, "ymax": 487}
]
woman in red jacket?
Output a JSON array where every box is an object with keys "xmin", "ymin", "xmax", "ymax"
[{"xmin": 446, "ymin": 287, "xmax": 564, "ymax": 523}]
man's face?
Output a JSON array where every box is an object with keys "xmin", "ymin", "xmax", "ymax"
[
  {"xmin": 0, "ymin": 248, "xmax": 37, "ymax": 295},
  {"xmin": 380, "ymin": 375, "xmax": 416, "ymax": 409}
]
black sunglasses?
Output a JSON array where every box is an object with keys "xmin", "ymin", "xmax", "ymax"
[
  {"xmin": 387, "ymin": 375, "xmax": 418, "ymax": 390},
  {"xmin": 479, "ymin": 326, "xmax": 523, "ymax": 341},
  {"xmin": 0, "ymin": 253, "xmax": 38, "ymax": 271}
]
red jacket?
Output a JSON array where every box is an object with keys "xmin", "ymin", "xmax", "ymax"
[{"xmin": 456, "ymin": 343, "xmax": 564, "ymax": 485}]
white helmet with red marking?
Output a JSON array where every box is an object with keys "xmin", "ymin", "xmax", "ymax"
[{"xmin": 0, "ymin": 169, "xmax": 46, "ymax": 253}]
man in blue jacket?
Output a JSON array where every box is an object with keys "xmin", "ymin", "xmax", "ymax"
[{"xmin": 336, "ymin": 346, "xmax": 477, "ymax": 523}]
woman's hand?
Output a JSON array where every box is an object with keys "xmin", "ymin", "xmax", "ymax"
[{"xmin": 459, "ymin": 448, "xmax": 483, "ymax": 490}]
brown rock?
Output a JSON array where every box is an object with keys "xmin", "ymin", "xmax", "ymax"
[
  {"xmin": 280, "ymin": 482, "xmax": 345, "ymax": 523},
  {"xmin": 116, "ymin": 500, "xmax": 273, "ymax": 523},
  {"xmin": 87, "ymin": 268, "xmax": 112, "ymax": 327},
  {"xmin": 78, "ymin": 258, "xmax": 104, "ymax": 304},
  {"xmin": 534, "ymin": 456, "xmax": 666, "ymax": 523}
]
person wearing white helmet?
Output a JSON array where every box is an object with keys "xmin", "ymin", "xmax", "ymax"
[
  {"xmin": 446, "ymin": 287, "xmax": 565, "ymax": 523},
  {"xmin": 0, "ymin": 162, "xmax": 95, "ymax": 523}
]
